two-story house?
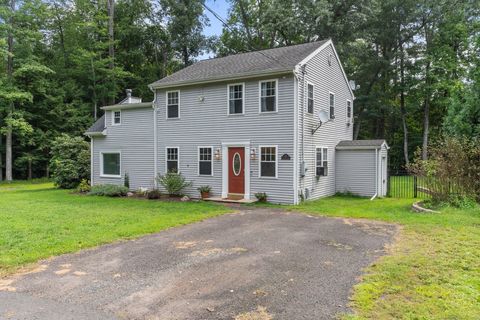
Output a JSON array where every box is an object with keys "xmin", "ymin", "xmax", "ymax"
[{"xmin": 85, "ymin": 40, "xmax": 389, "ymax": 204}]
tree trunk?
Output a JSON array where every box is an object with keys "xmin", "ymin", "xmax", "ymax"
[
  {"xmin": 400, "ymin": 50, "xmax": 409, "ymax": 165},
  {"xmin": 107, "ymin": 0, "xmax": 115, "ymax": 104},
  {"xmin": 28, "ymin": 158, "xmax": 32, "ymax": 180},
  {"xmin": 422, "ymin": 96, "xmax": 430, "ymax": 160},
  {"xmin": 5, "ymin": 0, "xmax": 15, "ymax": 181},
  {"xmin": 46, "ymin": 162, "xmax": 50, "ymax": 178}
]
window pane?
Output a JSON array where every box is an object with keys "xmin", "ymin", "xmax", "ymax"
[
  {"xmin": 103, "ymin": 153, "xmax": 120, "ymax": 175},
  {"xmin": 199, "ymin": 161, "xmax": 211, "ymax": 175},
  {"xmin": 168, "ymin": 105, "xmax": 178, "ymax": 118},
  {"xmin": 330, "ymin": 93, "xmax": 335, "ymax": 118},
  {"xmin": 230, "ymin": 99, "xmax": 243, "ymax": 114},
  {"xmin": 167, "ymin": 160, "xmax": 178, "ymax": 172},
  {"xmin": 261, "ymin": 162, "xmax": 275, "ymax": 177}
]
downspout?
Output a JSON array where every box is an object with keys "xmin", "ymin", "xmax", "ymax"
[
  {"xmin": 370, "ymin": 147, "xmax": 378, "ymax": 200},
  {"xmin": 90, "ymin": 138, "xmax": 94, "ymax": 186},
  {"xmin": 293, "ymin": 72, "xmax": 299, "ymax": 205},
  {"xmin": 149, "ymin": 85, "xmax": 158, "ymax": 188}
]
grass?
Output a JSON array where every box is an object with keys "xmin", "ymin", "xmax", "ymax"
[
  {"xmin": 288, "ymin": 196, "xmax": 480, "ymax": 319},
  {"xmin": 0, "ymin": 181, "xmax": 230, "ymax": 276}
]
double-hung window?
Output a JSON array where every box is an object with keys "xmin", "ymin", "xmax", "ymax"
[
  {"xmin": 347, "ymin": 100, "xmax": 352, "ymax": 119},
  {"xmin": 307, "ymin": 83, "xmax": 314, "ymax": 114},
  {"xmin": 329, "ymin": 92, "xmax": 335, "ymax": 119},
  {"xmin": 260, "ymin": 146, "xmax": 277, "ymax": 178},
  {"xmin": 228, "ymin": 84, "xmax": 244, "ymax": 114},
  {"xmin": 167, "ymin": 91, "xmax": 179, "ymax": 119},
  {"xmin": 198, "ymin": 147, "xmax": 213, "ymax": 176},
  {"xmin": 260, "ymin": 80, "xmax": 277, "ymax": 112},
  {"xmin": 166, "ymin": 147, "xmax": 179, "ymax": 172},
  {"xmin": 113, "ymin": 110, "xmax": 121, "ymax": 125},
  {"xmin": 316, "ymin": 147, "xmax": 328, "ymax": 176},
  {"xmin": 101, "ymin": 152, "xmax": 121, "ymax": 177}
]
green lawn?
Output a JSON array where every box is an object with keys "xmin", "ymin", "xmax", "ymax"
[
  {"xmin": 0, "ymin": 181, "xmax": 230, "ymax": 275},
  {"xmin": 289, "ymin": 196, "xmax": 480, "ymax": 319}
]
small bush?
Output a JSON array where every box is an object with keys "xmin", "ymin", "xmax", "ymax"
[
  {"xmin": 255, "ymin": 192, "xmax": 268, "ymax": 202},
  {"xmin": 146, "ymin": 189, "xmax": 161, "ymax": 199},
  {"xmin": 156, "ymin": 172, "xmax": 192, "ymax": 196},
  {"xmin": 197, "ymin": 185, "xmax": 211, "ymax": 193},
  {"xmin": 124, "ymin": 173, "xmax": 130, "ymax": 189},
  {"xmin": 89, "ymin": 184, "xmax": 129, "ymax": 197},
  {"xmin": 77, "ymin": 179, "xmax": 91, "ymax": 193}
]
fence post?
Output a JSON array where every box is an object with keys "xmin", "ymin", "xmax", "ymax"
[{"xmin": 414, "ymin": 176, "xmax": 418, "ymax": 198}]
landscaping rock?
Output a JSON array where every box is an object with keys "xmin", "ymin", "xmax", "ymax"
[
  {"xmin": 412, "ymin": 201, "xmax": 439, "ymax": 213},
  {"xmin": 181, "ymin": 196, "xmax": 190, "ymax": 202},
  {"xmin": 127, "ymin": 192, "xmax": 134, "ymax": 197}
]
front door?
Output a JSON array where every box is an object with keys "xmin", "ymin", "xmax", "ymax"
[{"xmin": 228, "ymin": 147, "xmax": 245, "ymax": 196}]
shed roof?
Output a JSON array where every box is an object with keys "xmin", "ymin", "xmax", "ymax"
[
  {"xmin": 149, "ymin": 40, "xmax": 329, "ymax": 89},
  {"xmin": 85, "ymin": 114, "xmax": 105, "ymax": 135},
  {"xmin": 336, "ymin": 140, "xmax": 389, "ymax": 149}
]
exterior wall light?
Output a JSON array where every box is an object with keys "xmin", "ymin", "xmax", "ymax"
[
  {"xmin": 250, "ymin": 148, "xmax": 257, "ymax": 160},
  {"xmin": 214, "ymin": 148, "xmax": 221, "ymax": 160}
]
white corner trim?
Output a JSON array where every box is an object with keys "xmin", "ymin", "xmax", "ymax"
[
  {"xmin": 166, "ymin": 90, "xmax": 180, "ymax": 119},
  {"xmin": 293, "ymin": 75, "xmax": 299, "ymax": 205},
  {"xmin": 99, "ymin": 150, "xmax": 122, "ymax": 178},
  {"xmin": 258, "ymin": 145, "xmax": 278, "ymax": 179},
  {"xmin": 227, "ymin": 82, "xmax": 246, "ymax": 115},
  {"xmin": 258, "ymin": 79, "xmax": 279, "ymax": 113},
  {"xmin": 197, "ymin": 146, "xmax": 214, "ymax": 176}
]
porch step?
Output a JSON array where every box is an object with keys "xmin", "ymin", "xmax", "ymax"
[{"xmin": 203, "ymin": 197, "xmax": 257, "ymax": 204}]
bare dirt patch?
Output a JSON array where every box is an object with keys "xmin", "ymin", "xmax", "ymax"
[{"xmin": 235, "ymin": 306, "xmax": 273, "ymax": 320}]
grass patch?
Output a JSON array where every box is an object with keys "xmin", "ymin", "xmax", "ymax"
[
  {"xmin": 290, "ymin": 196, "xmax": 480, "ymax": 319},
  {"xmin": 0, "ymin": 181, "xmax": 230, "ymax": 276}
]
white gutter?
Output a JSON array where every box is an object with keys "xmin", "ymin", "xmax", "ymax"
[
  {"xmin": 293, "ymin": 72, "xmax": 299, "ymax": 205},
  {"xmin": 370, "ymin": 147, "xmax": 379, "ymax": 200}
]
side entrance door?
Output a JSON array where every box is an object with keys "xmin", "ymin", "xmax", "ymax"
[{"xmin": 228, "ymin": 147, "xmax": 245, "ymax": 197}]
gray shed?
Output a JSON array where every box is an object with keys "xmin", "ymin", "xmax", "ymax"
[{"xmin": 335, "ymin": 140, "xmax": 389, "ymax": 198}]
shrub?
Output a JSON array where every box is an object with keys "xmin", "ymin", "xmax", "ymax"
[
  {"xmin": 89, "ymin": 184, "xmax": 129, "ymax": 197},
  {"xmin": 156, "ymin": 172, "xmax": 192, "ymax": 196},
  {"xmin": 124, "ymin": 173, "xmax": 130, "ymax": 189},
  {"xmin": 77, "ymin": 179, "xmax": 91, "ymax": 193},
  {"xmin": 197, "ymin": 185, "xmax": 211, "ymax": 193},
  {"xmin": 146, "ymin": 189, "xmax": 161, "ymax": 199},
  {"xmin": 49, "ymin": 134, "xmax": 90, "ymax": 189},
  {"xmin": 255, "ymin": 192, "xmax": 268, "ymax": 202}
]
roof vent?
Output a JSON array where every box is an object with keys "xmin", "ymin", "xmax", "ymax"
[{"xmin": 126, "ymin": 89, "xmax": 132, "ymax": 98}]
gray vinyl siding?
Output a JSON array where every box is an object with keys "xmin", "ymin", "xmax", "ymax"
[
  {"xmin": 335, "ymin": 150, "xmax": 376, "ymax": 197},
  {"xmin": 92, "ymin": 107, "xmax": 155, "ymax": 190},
  {"xmin": 156, "ymin": 75, "xmax": 295, "ymax": 204},
  {"xmin": 297, "ymin": 43, "xmax": 354, "ymax": 200}
]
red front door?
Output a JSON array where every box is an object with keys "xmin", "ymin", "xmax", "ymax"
[{"xmin": 228, "ymin": 147, "xmax": 245, "ymax": 195}]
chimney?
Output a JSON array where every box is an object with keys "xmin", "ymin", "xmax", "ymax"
[{"xmin": 126, "ymin": 89, "xmax": 132, "ymax": 98}]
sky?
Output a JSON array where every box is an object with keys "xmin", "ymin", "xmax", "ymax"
[{"xmin": 200, "ymin": 0, "xmax": 230, "ymax": 60}]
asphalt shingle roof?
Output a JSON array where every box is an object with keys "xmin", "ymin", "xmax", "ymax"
[
  {"xmin": 85, "ymin": 114, "xmax": 105, "ymax": 134},
  {"xmin": 150, "ymin": 40, "xmax": 329, "ymax": 88},
  {"xmin": 336, "ymin": 140, "xmax": 387, "ymax": 148}
]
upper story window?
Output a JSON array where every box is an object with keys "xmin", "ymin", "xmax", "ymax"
[
  {"xmin": 166, "ymin": 147, "xmax": 179, "ymax": 172},
  {"xmin": 307, "ymin": 83, "xmax": 314, "ymax": 114},
  {"xmin": 101, "ymin": 152, "xmax": 121, "ymax": 177},
  {"xmin": 198, "ymin": 147, "xmax": 213, "ymax": 176},
  {"xmin": 260, "ymin": 80, "xmax": 277, "ymax": 112},
  {"xmin": 347, "ymin": 100, "xmax": 352, "ymax": 119},
  {"xmin": 316, "ymin": 147, "xmax": 328, "ymax": 176},
  {"xmin": 329, "ymin": 92, "xmax": 335, "ymax": 119},
  {"xmin": 167, "ymin": 91, "xmax": 179, "ymax": 119},
  {"xmin": 113, "ymin": 110, "xmax": 121, "ymax": 125},
  {"xmin": 228, "ymin": 83, "xmax": 244, "ymax": 115},
  {"xmin": 260, "ymin": 146, "xmax": 277, "ymax": 178}
]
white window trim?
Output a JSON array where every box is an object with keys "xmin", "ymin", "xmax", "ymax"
[
  {"xmin": 347, "ymin": 99, "xmax": 352, "ymax": 119},
  {"xmin": 227, "ymin": 83, "xmax": 245, "ymax": 116},
  {"xmin": 165, "ymin": 146, "xmax": 180, "ymax": 173},
  {"xmin": 112, "ymin": 110, "xmax": 121, "ymax": 126},
  {"xmin": 306, "ymin": 81, "xmax": 314, "ymax": 114},
  {"xmin": 258, "ymin": 145, "xmax": 278, "ymax": 179},
  {"xmin": 329, "ymin": 91, "xmax": 335, "ymax": 119},
  {"xmin": 198, "ymin": 146, "xmax": 214, "ymax": 176},
  {"xmin": 100, "ymin": 150, "xmax": 122, "ymax": 178},
  {"xmin": 315, "ymin": 146, "xmax": 328, "ymax": 176},
  {"xmin": 166, "ymin": 90, "xmax": 180, "ymax": 119},
  {"xmin": 258, "ymin": 79, "xmax": 278, "ymax": 113}
]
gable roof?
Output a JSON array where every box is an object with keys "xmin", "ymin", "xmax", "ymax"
[
  {"xmin": 85, "ymin": 114, "xmax": 106, "ymax": 136},
  {"xmin": 336, "ymin": 140, "xmax": 389, "ymax": 150},
  {"xmin": 149, "ymin": 40, "xmax": 329, "ymax": 89}
]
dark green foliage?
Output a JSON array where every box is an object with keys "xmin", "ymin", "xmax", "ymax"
[
  {"xmin": 197, "ymin": 185, "xmax": 211, "ymax": 193},
  {"xmin": 255, "ymin": 192, "xmax": 268, "ymax": 202},
  {"xmin": 146, "ymin": 189, "xmax": 161, "ymax": 199},
  {"xmin": 49, "ymin": 134, "xmax": 90, "ymax": 189},
  {"xmin": 89, "ymin": 184, "xmax": 129, "ymax": 197},
  {"xmin": 77, "ymin": 179, "xmax": 91, "ymax": 193},
  {"xmin": 124, "ymin": 173, "xmax": 130, "ymax": 189},
  {"xmin": 156, "ymin": 172, "xmax": 192, "ymax": 196}
]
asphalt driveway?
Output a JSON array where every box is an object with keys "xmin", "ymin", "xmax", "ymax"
[{"xmin": 0, "ymin": 208, "xmax": 397, "ymax": 320}]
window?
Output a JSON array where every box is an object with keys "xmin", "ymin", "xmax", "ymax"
[
  {"xmin": 260, "ymin": 146, "xmax": 277, "ymax": 178},
  {"xmin": 101, "ymin": 152, "xmax": 120, "ymax": 177},
  {"xmin": 228, "ymin": 84, "xmax": 244, "ymax": 114},
  {"xmin": 316, "ymin": 147, "xmax": 328, "ymax": 176},
  {"xmin": 166, "ymin": 147, "xmax": 179, "ymax": 172},
  {"xmin": 198, "ymin": 147, "xmax": 212, "ymax": 176},
  {"xmin": 307, "ymin": 83, "xmax": 314, "ymax": 114},
  {"xmin": 113, "ymin": 110, "xmax": 121, "ymax": 125},
  {"xmin": 347, "ymin": 100, "xmax": 352, "ymax": 119},
  {"xmin": 260, "ymin": 80, "xmax": 277, "ymax": 112},
  {"xmin": 167, "ymin": 91, "xmax": 179, "ymax": 119},
  {"xmin": 329, "ymin": 92, "xmax": 335, "ymax": 119}
]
